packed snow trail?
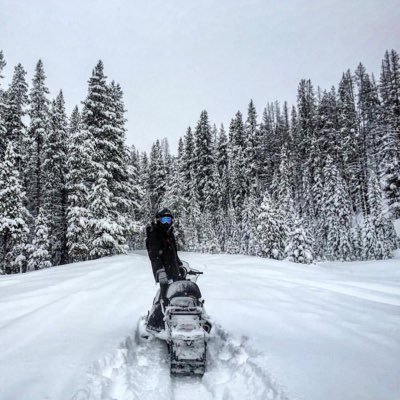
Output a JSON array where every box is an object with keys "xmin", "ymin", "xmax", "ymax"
[
  {"xmin": 71, "ymin": 323, "xmax": 287, "ymax": 400},
  {"xmin": 0, "ymin": 252, "xmax": 399, "ymax": 400}
]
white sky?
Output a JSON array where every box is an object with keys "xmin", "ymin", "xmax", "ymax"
[{"xmin": 1, "ymin": 0, "xmax": 399, "ymax": 151}]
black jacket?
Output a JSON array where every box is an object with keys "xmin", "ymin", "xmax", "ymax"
[{"xmin": 146, "ymin": 222, "xmax": 182, "ymax": 282}]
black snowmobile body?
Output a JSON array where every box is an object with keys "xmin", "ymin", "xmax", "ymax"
[{"xmin": 144, "ymin": 264, "xmax": 212, "ymax": 376}]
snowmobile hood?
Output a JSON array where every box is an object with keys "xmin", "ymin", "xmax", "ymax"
[{"xmin": 166, "ymin": 280, "xmax": 202, "ymax": 300}]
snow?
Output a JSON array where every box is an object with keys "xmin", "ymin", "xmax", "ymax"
[{"xmin": 1, "ymin": 251, "xmax": 400, "ymax": 400}]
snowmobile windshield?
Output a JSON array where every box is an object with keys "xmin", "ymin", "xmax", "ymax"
[{"xmin": 166, "ymin": 280, "xmax": 202, "ymax": 300}]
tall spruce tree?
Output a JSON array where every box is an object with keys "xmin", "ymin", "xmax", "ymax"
[
  {"xmin": 3, "ymin": 64, "xmax": 29, "ymax": 168},
  {"xmin": 42, "ymin": 91, "xmax": 69, "ymax": 265},
  {"xmin": 66, "ymin": 106, "xmax": 92, "ymax": 262},
  {"xmin": 27, "ymin": 60, "xmax": 50, "ymax": 217},
  {"xmin": 193, "ymin": 110, "xmax": 214, "ymax": 211},
  {"xmin": 256, "ymin": 191, "xmax": 285, "ymax": 259},
  {"xmin": 27, "ymin": 207, "xmax": 52, "ymax": 271},
  {"xmin": 0, "ymin": 143, "xmax": 30, "ymax": 274}
]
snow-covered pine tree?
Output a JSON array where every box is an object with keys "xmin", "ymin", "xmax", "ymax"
[
  {"xmin": 285, "ymin": 211, "xmax": 313, "ymax": 264},
  {"xmin": 138, "ymin": 151, "xmax": 152, "ymax": 224},
  {"xmin": 0, "ymin": 50, "xmax": 6, "ymax": 157},
  {"xmin": 354, "ymin": 63, "xmax": 381, "ymax": 216},
  {"xmin": 3, "ymin": 64, "xmax": 29, "ymax": 170},
  {"xmin": 379, "ymin": 50, "xmax": 400, "ymax": 219},
  {"xmin": 244, "ymin": 100, "xmax": 259, "ymax": 196},
  {"xmin": 27, "ymin": 207, "xmax": 52, "ymax": 271},
  {"xmin": 363, "ymin": 168, "xmax": 393, "ymax": 259},
  {"xmin": 66, "ymin": 106, "xmax": 92, "ymax": 262},
  {"xmin": 296, "ymin": 79, "xmax": 316, "ymax": 169},
  {"xmin": 126, "ymin": 145, "xmax": 144, "ymax": 249},
  {"xmin": 321, "ymin": 155, "xmax": 353, "ymax": 261},
  {"xmin": 0, "ymin": 143, "xmax": 30, "ymax": 274},
  {"xmin": 229, "ymin": 111, "xmax": 247, "ymax": 212},
  {"xmin": 148, "ymin": 139, "xmax": 166, "ymax": 211},
  {"xmin": 240, "ymin": 193, "xmax": 259, "ymax": 255},
  {"xmin": 80, "ymin": 61, "xmax": 131, "ymax": 256},
  {"xmin": 193, "ymin": 110, "xmax": 214, "ymax": 211},
  {"xmin": 351, "ymin": 221, "xmax": 364, "ymax": 261},
  {"xmin": 27, "ymin": 60, "xmax": 50, "ymax": 217},
  {"xmin": 256, "ymin": 191, "xmax": 285, "ymax": 260},
  {"xmin": 43, "ymin": 91, "xmax": 69, "ymax": 265},
  {"xmin": 183, "ymin": 185, "xmax": 202, "ymax": 252},
  {"xmin": 216, "ymin": 125, "xmax": 230, "ymax": 211},
  {"xmin": 181, "ymin": 126, "xmax": 195, "ymax": 193},
  {"xmin": 315, "ymin": 88, "xmax": 340, "ymax": 162},
  {"xmin": 106, "ymin": 81, "xmax": 135, "ymax": 242},
  {"xmin": 256, "ymin": 106, "xmax": 275, "ymax": 188},
  {"xmin": 88, "ymin": 167, "xmax": 127, "ymax": 258},
  {"xmin": 0, "ymin": 50, "xmax": 5, "ymax": 85},
  {"xmin": 337, "ymin": 70, "xmax": 359, "ymax": 210},
  {"xmin": 161, "ymin": 152, "xmax": 186, "ymax": 249}
]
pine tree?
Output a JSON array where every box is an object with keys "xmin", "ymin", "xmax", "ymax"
[
  {"xmin": 0, "ymin": 143, "xmax": 30, "ymax": 274},
  {"xmin": 43, "ymin": 91, "xmax": 69, "ymax": 265},
  {"xmin": 0, "ymin": 50, "xmax": 6, "ymax": 157},
  {"xmin": 240, "ymin": 193, "xmax": 259, "ymax": 255},
  {"xmin": 106, "ymin": 81, "xmax": 135, "ymax": 242},
  {"xmin": 193, "ymin": 110, "xmax": 214, "ymax": 211},
  {"xmin": 148, "ymin": 140, "xmax": 166, "ymax": 211},
  {"xmin": 256, "ymin": 192, "xmax": 285, "ymax": 259},
  {"xmin": 256, "ymin": 106, "xmax": 275, "ymax": 188},
  {"xmin": 363, "ymin": 169, "xmax": 393, "ymax": 259},
  {"xmin": 88, "ymin": 167, "xmax": 127, "ymax": 258},
  {"xmin": 181, "ymin": 127, "xmax": 195, "ymax": 196},
  {"xmin": 245, "ymin": 100, "xmax": 258, "ymax": 195},
  {"xmin": 380, "ymin": 51, "xmax": 400, "ymax": 219},
  {"xmin": 3, "ymin": 64, "xmax": 29, "ymax": 168},
  {"xmin": 27, "ymin": 208, "xmax": 52, "ymax": 271},
  {"xmin": 66, "ymin": 106, "xmax": 92, "ymax": 262},
  {"xmin": 285, "ymin": 212, "xmax": 313, "ymax": 264},
  {"xmin": 337, "ymin": 70, "xmax": 359, "ymax": 211},
  {"xmin": 321, "ymin": 155, "xmax": 353, "ymax": 261},
  {"xmin": 215, "ymin": 124, "xmax": 231, "ymax": 213},
  {"xmin": 81, "ymin": 61, "xmax": 131, "ymax": 256},
  {"xmin": 126, "ymin": 145, "xmax": 144, "ymax": 249},
  {"xmin": 27, "ymin": 60, "xmax": 50, "ymax": 217},
  {"xmin": 229, "ymin": 111, "xmax": 247, "ymax": 211}
]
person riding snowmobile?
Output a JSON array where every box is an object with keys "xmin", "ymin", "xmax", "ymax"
[{"xmin": 145, "ymin": 208, "xmax": 183, "ymax": 331}]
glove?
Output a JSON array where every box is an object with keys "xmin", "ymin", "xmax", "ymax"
[{"xmin": 156, "ymin": 268, "xmax": 168, "ymax": 284}]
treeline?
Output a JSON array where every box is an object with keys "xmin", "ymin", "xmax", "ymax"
[
  {"xmin": 133, "ymin": 49, "xmax": 400, "ymax": 263},
  {"xmin": 0, "ymin": 54, "xmax": 140, "ymax": 274},
  {"xmin": 1, "ymin": 49, "xmax": 399, "ymax": 274}
]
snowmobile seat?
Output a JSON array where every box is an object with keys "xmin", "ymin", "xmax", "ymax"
[
  {"xmin": 169, "ymin": 296, "xmax": 197, "ymax": 308},
  {"xmin": 166, "ymin": 281, "xmax": 202, "ymax": 301}
]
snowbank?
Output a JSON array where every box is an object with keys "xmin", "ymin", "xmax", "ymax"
[{"xmin": 0, "ymin": 252, "xmax": 399, "ymax": 400}]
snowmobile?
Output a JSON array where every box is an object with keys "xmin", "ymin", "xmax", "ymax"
[{"xmin": 140, "ymin": 262, "xmax": 212, "ymax": 376}]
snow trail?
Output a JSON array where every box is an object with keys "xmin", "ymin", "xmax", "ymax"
[{"xmin": 71, "ymin": 321, "xmax": 289, "ymax": 400}]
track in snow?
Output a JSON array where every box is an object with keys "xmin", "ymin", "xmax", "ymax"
[{"xmin": 71, "ymin": 320, "xmax": 289, "ymax": 400}]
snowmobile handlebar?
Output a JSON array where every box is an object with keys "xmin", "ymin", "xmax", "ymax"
[
  {"xmin": 187, "ymin": 270, "xmax": 203, "ymax": 275},
  {"xmin": 179, "ymin": 262, "xmax": 203, "ymax": 280}
]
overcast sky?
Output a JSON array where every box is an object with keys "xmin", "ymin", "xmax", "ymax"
[{"xmin": 1, "ymin": 0, "xmax": 399, "ymax": 151}]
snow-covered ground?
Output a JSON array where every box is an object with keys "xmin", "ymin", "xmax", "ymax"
[{"xmin": 1, "ymin": 251, "xmax": 399, "ymax": 400}]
